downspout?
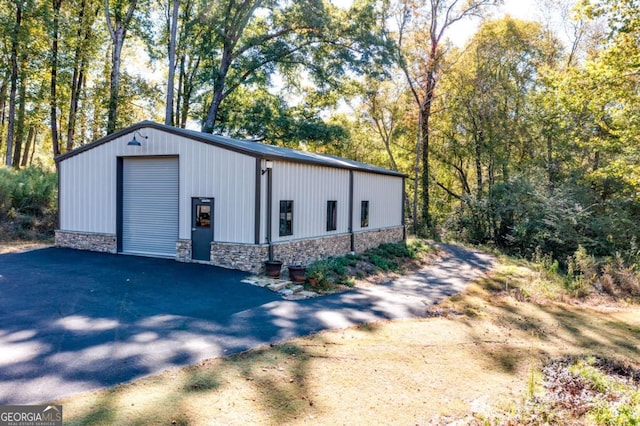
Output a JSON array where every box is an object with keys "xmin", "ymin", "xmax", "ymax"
[
  {"xmin": 266, "ymin": 162, "xmax": 273, "ymax": 261},
  {"xmin": 254, "ymin": 157, "xmax": 261, "ymax": 245},
  {"xmin": 349, "ymin": 170, "xmax": 354, "ymax": 253},
  {"xmin": 402, "ymin": 176, "xmax": 407, "ymax": 242}
]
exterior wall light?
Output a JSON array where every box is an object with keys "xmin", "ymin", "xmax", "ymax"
[
  {"xmin": 128, "ymin": 131, "xmax": 148, "ymax": 146},
  {"xmin": 262, "ymin": 160, "xmax": 273, "ymax": 175}
]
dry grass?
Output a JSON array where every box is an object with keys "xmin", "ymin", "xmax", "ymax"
[
  {"xmin": 52, "ymin": 256, "xmax": 640, "ymax": 425},
  {"xmin": 0, "ymin": 241, "xmax": 52, "ymax": 254}
]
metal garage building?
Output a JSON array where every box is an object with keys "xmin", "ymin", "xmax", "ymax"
[{"xmin": 55, "ymin": 121, "xmax": 406, "ymax": 273}]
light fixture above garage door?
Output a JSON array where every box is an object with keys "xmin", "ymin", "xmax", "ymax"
[{"xmin": 128, "ymin": 131, "xmax": 148, "ymax": 146}]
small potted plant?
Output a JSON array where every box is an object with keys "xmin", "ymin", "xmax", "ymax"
[
  {"xmin": 264, "ymin": 260, "xmax": 283, "ymax": 278},
  {"xmin": 305, "ymin": 261, "xmax": 329, "ymax": 287}
]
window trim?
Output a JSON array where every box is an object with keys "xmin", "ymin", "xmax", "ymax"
[
  {"xmin": 360, "ymin": 200, "xmax": 369, "ymax": 228},
  {"xmin": 326, "ymin": 200, "xmax": 337, "ymax": 231},
  {"xmin": 279, "ymin": 200, "xmax": 293, "ymax": 236}
]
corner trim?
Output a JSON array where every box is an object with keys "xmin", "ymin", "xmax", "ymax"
[
  {"xmin": 349, "ymin": 170, "xmax": 354, "ymax": 252},
  {"xmin": 116, "ymin": 157, "xmax": 123, "ymax": 252}
]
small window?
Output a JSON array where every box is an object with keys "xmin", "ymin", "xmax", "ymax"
[
  {"xmin": 279, "ymin": 200, "xmax": 293, "ymax": 236},
  {"xmin": 326, "ymin": 200, "xmax": 337, "ymax": 231},
  {"xmin": 361, "ymin": 200, "xmax": 369, "ymax": 228},
  {"xmin": 196, "ymin": 205, "xmax": 211, "ymax": 228}
]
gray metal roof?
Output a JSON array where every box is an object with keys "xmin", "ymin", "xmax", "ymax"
[{"xmin": 55, "ymin": 120, "xmax": 406, "ymax": 177}]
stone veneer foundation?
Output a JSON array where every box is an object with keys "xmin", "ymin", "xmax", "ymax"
[
  {"xmin": 272, "ymin": 233, "xmax": 352, "ymax": 267},
  {"xmin": 208, "ymin": 226, "xmax": 404, "ymax": 274},
  {"xmin": 55, "ymin": 226, "xmax": 405, "ymax": 275},
  {"xmin": 176, "ymin": 240, "xmax": 192, "ymax": 262},
  {"xmin": 353, "ymin": 226, "xmax": 405, "ymax": 253},
  {"xmin": 55, "ymin": 230, "xmax": 117, "ymax": 253},
  {"xmin": 210, "ymin": 242, "xmax": 269, "ymax": 273}
]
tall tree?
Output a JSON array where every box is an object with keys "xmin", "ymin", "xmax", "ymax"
[
  {"xmin": 50, "ymin": 0, "xmax": 62, "ymax": 157},
  {"xmin": 12, "ymin": 50, "xmax": 27, "ymax": 168},
  {"xmin": 197, "ymin": 0, "xmax": 387, "ymax": 133},
  {"xmin": 393, "ymin": 0, "xmax": 499, "ymax": 233},
  {"xmin": 104, "ymin": 0, "xmax": 139, "ymax": 134},
  {"xmin": 5, "ymin": 1, "xmax": 22, "ymax": 167},
  {"xmin": 164, "ymin": 0, "xmax": 179, "ymax": 125},
  {"xmin": 67, "ymin": 0, "xmax": 99, "ymax": 150}
]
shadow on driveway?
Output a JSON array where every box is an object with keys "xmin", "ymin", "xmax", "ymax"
[{"xmin": 0, "ymin": 244, "xmax": 494, "ymax": 404}]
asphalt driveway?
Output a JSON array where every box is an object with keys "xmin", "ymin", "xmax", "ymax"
[{"xmin": 0, "ymin": 244, "xmax": 494, "ymax": 404}]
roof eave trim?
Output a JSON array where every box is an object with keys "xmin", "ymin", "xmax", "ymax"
[{"xmin": 54, "ymin": 121, "xmax": 407, "ymax": 178}]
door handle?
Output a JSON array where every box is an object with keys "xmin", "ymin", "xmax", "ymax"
[{"xmin": 192, "ymin": 228, "xmax": 196, "ymax": 231}]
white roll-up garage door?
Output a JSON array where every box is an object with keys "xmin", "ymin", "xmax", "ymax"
[{"xmin": 122, "ymin": 157, "xmax": 179, "ymax": 257}]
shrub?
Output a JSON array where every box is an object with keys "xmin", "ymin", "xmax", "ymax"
[
  {"xmin": 0, "ymin": 166, "xmax": 57, "ymax": 241},
  {"xmin": 368, "ymin": 253, "xmax": 395, "ymax": 271},
  {"xmin": 304, "ymin": 241, "xmax": 432, "ymax": 292}
]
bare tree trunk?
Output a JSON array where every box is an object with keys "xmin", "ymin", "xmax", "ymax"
[
  {"xmin": 21, "ymin": 126, "xmax": 34, "ymax": 167},
  {"xmin": 474, "ymin": 130, "xmax": 483, "ymax": 199},
  {"xmin": 0, "ymin": 80, "xmax": 7, "ymax": 163},
  {"xmin": 67, "ymin": 65, "xmax": 85, "ymax": 150},
  {"xmin": 67, "ymin": 0, "xmax": 92, "ymax": 150},
  {"xmin": 178, "ymin": 55, "xmax": 199, "ymax": 128},
  {"xmin": 202, "ymin": 46, "xmax": 233, "ymax": 133},
  {"xmin": 175, "ymin": 55, "xmax": 184, "ymax": 126},
  {"xmin": 413, "ymin": 111, "xmax": 421, "ymax": 235},
  {"xmin": 105, "ymin": 0, "xmax": 138, "ymax": 134},
  {"xmin": 5, "ymin": 4, "xmax": 21, "ymax": 167},
  {"xmin": 165, "ymin": 0, "xmax": 180, "ymax": 125},
  {"xmin": 420, "ymin": 67, "xmax": 435, "ymax": 232},
  {"xmin": 50, "ymin": 0, "xmax": 62, "ymax": 157},
  {"xmin": 29, "ymin": 128, "xmax": 38, "ymax": 165},
  {"xmin": 106, "ymin": 30, "xmax": 124, "ymax": 134},
  {"xmin": 12, "ymin": 53, "xmax": 27, "ymax": 168}
]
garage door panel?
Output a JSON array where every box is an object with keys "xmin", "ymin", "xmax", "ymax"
[{"xmin": 122, "ymin": 157, "xmax": 179, "ymax": 257}]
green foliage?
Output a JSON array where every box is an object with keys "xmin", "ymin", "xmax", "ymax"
[
  {"xmin": 493, "ymin": 356, "xmax": 640, "ymax": 425},
  {"xmin": 367, "ymin": 253, "xmax": 395, "ymax": 271},
  {"xmin": 216, "ymin": 86, "xmax": 349, "ymax": 147},
  {"xmin": 304, "ymin": 241, "xmax": 433, "ymax": 292},
  {"xmin": 446, "ymin": 176, "xmax": 582, "ymax": 259},
  {"xmin": 304, "ymin": 255, "xmax": 359, "ymax": 291},
  {"xmin": 364, "ymin": 241, "xmax": 432, "ymax": 272},
  {"xmin": 565, "ymin": 246, "xmax": 640, "ymax": 299},
  {"xmin": 0, "ymin": 166, "xmax": 57, "ymax": 241}
]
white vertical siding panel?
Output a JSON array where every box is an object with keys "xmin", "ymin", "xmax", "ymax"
[
  {"xmin": 59, "ymin": 141, "xmax": 117, "ymax": 234},
  {"xmin": 59, "ymin": 126, "xmax": 257, "ymax": 244},
  {"xmin": 271, "ymin": 162, "xmax": 349, "ymax": 242},
  {"xmin": 353, "ymin": 171, "xmax": 403, "ymax": 231}
]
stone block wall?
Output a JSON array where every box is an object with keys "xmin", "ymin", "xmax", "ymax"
[
  {"xmin": 55, "ymin": 230, "xmax": 117, "ymax": 253},
  {"xmin": 210, "ymin": 242, "xmax": 269, "ymax": 273},
  {"xmin": 208, "ymin": 234, "xmax": 352, "ymax": 274},
  {"xmin": 272, "ymin": 234, "xmax": 352, "ymax": 267},
  {"xmin": 54, "ymin": 226, "xmax": 405, "ymax": 275},
  {"xmin": 353, "ymin": 226, "xmax": 404, "ymax": 253},
  {"xmin": 176, "ymin": 240, "xmax": 192, "ymax": 262}
]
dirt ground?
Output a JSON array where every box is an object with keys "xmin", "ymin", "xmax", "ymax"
[
  {"xmin": 0, "ymin": 241, "xmax": 52, "ymax": 254},
  {"xmin": 54, "ymin": 259, "xmax": 640, "ymax": 425}
]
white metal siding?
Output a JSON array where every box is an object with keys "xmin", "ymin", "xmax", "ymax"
[
  {"xmin": 122, "ymin": 157, "xmax": 179, "ymax": 256},
  {"xmin": 59, "ymin": 154, "xmax": 116, "ymax": 234},
  {"xmin": 58, "ymin": 127, "xmax": 256, "ymax": 244},
  {"xmin": 353, "ymin": 172, "xmax": 403, "ymax": 231},
  {"xmin": 270, "ymin": 162, "xmax": 350, "ymax": 242}
]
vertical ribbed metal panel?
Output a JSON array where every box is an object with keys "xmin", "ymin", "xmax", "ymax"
[
  {"xmin": 122, "ymin": 157, "xmax": 179, "ymax": 256},
  {"xmin": 58, "ymin": 126, "xmax": 257, "ymax": 245},
  {"xmin": 353, "ymin": 172, "xmax": 403, "ymax": 231},
  {"xmin": 270, "ymin": 162, "xmax": 350, "ymax": 242},
  {"xmin": 59, "ymin": 145, "xmax": 117, "ymax": 234}
]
